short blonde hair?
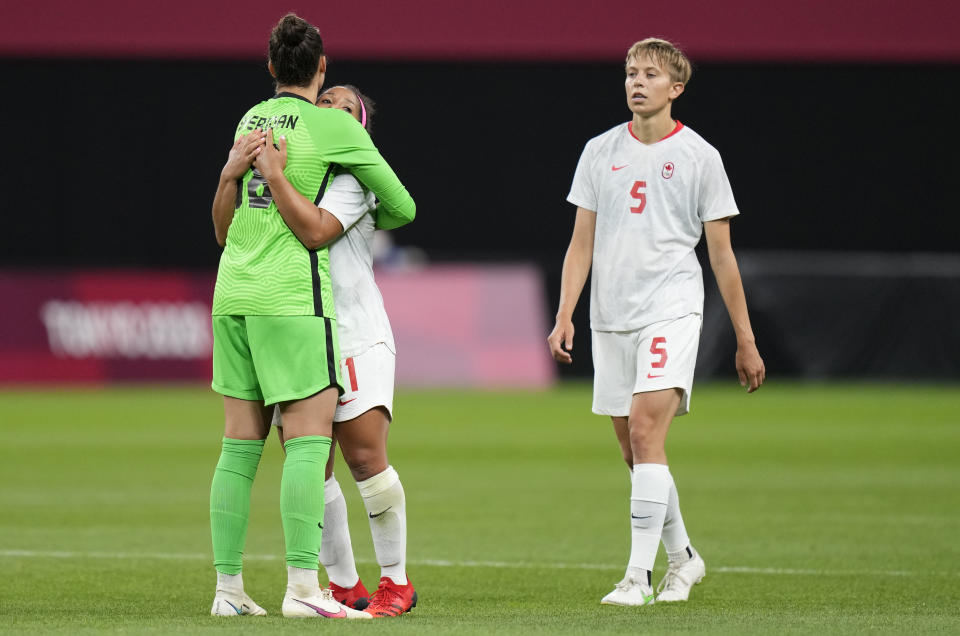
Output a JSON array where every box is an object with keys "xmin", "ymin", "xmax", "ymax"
[{"xmin": 625, "ymin": 38, "xmax": 692, "ymax": 85}]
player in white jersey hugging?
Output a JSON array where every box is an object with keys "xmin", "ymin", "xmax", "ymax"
[
  {"xmin": 548, "ymin": 38, "xmax": 765, "ymax": 606},
  {"xmin": 221, "ymin": 85, "xmax": 416, "ymax": 618}
]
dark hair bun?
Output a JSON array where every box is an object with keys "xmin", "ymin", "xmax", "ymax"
[
  {"xmin": 277, "ymin": 14, "xmax": 306, "ymax": 47},
  {"xmin": 268, "ymin": 13, "xmax": 325, "ymax": 88}
]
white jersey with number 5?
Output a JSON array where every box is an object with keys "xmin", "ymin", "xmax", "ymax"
[
  {"xmin": 321, "ymin": 172, "xmax": 396, "ymax": 358},
  {"xmin": 567, "ymin": 121, "xmax": 739, "ymax": 332}
]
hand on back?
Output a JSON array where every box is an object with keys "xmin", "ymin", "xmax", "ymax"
[
  {"xmin": 254, "ymin": 129, "xmax": 288, "ymax": 181},
  {"xmin": 221, "ymin": 129, "xmax": 267, "ymax": 181}
]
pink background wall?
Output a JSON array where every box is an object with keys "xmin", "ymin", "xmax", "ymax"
[
  {"xmin": 3, "ymin": 0, "xmax": 958, "ymax": 62},
  {"xmin": 0, "ymin": 266, "xmax": 554, "ymax": 388},
  {"xmin": 378, "ymin": 264, "xmax": 554, "ymax": 388}
]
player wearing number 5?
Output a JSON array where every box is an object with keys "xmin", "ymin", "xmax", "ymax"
[
  {"xmin": 207, "ymin": 14, "xmax": 413, "ymax": 620},
  {"xmin": 547, "ymin": 38, "xmax": 765, "ymax": 606}
]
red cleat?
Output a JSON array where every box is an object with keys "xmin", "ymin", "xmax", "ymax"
[
  {"xmin": 328, "ymin": 580, "xmax": 370, "ymax": 611},
  {"xmin": 363, "ymin": 576, "xmax": 418, "ymax": 617}
]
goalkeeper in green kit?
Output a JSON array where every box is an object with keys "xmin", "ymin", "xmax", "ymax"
[{"xmin": 206, "ymin": 13, "xmax": 414, "ymax": 620}]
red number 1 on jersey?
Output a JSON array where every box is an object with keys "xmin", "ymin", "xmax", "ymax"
[{"xmin": 630, "ymin": 181, "xmax": 647, "ymax": 214}]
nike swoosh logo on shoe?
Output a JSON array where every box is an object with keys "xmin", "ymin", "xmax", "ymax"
[
  {"xmin": 292, "ymin": 598, "xmax": 346, "ymax": 618},
  {"xmin": 225, "ymin": 600, "xmax": 242, "ymax": 615}
]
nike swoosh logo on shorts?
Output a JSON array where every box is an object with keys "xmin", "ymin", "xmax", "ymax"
[
  {"xmin": 291, "ymin": 598, "xmax": 346, "ymax": 618},
  {"xmin": 611, "ymin": 164, "xmax": 628, "ymax": 171},
  {"xmin": 338, "ymin": 398, "xmax": 357, "ymax": 406},
  {"xmin": 647, "ymin": 373, "xmax": 665, "ymax": 379}
]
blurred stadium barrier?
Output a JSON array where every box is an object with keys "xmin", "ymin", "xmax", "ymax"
[
  {"xmin": 4, "ymin": 251, "xmax": 955, "ymax": 385},
  {"xmin": 697, "ymin": 251, "xmax": 960, "ymax": 379},
  {"xmin": 377, "ymin": 264, "xmax": 554, "ymax": 388},
  {"xmin": 0, "ymin": 264, "xmax": 554, "ymax": 388}
]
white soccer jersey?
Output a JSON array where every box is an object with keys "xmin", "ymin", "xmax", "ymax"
[
  {"xmin": 567, "ymin": 121, "xmax": 739, "ymax": 332},
  {"xmin": 321, "ymin": 172, "xmax": 396, "ymax": 358}
]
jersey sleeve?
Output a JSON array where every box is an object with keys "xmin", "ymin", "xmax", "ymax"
[
  {"xmin": 566, "ymin": 140, "xmax": 598, "ymax": 211},
  {"xmin": 698, "ymin": 150, "xmax": 740, "ymax": 222},
  {"xmin": 319, "ymin": 173, "xmax": 374, "ymax": 233},
  {"xmin": 313, "ymin": 110, "xmax": 416, "ymax": 230}
]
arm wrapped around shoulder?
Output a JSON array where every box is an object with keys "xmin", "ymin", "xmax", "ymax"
[{"xmin": 319, "ymin": 109, "xmax": 416, "ymax": 230}]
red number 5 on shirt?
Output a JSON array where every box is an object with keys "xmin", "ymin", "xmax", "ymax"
[{"xmin": 630, "ymin": 181, "xmax": 647, "ymax": 214}]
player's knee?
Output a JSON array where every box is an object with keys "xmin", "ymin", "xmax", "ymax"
[
  {"xmin": 628, "ymin": 418, "xmax": 663, "ymax": 457},
  {"xmin": 348, "ymin": 461, "xmax": 383, "ymax": 482},
  {"xmin": 628, "ymin": 416, "xmax": 654, "ymax": 444},
  {"xmin": 344, "ymin": 448, "xmax": 388, "ymax": 482}
]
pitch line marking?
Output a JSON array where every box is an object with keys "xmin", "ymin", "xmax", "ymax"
[{"xmin": 0, "ymin": 549, "xmax": 946, "ymax": 578}]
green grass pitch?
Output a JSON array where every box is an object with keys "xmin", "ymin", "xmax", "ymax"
[{"xmin": 1, "ymin": 382, "xmax": 958, "ymax": 634}]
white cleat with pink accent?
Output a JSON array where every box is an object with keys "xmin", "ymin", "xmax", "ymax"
[{"xmin": 282, "ymin": 586, "xmax": 371, "ymax": 619}]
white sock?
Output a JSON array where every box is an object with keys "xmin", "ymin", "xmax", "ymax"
[
  {"xmin": 627, "ymin": 463, "xmax": 670, "ymax": 574},
  {"xmin": 286, "ymin": 566, "xmax": 319, "ymax": 595},
  {"xmin": 216, "ymin": 571, "xmax": 243, "ymax": 593},
  {"xmin": 661, "ymin": 470, "xmax": 693, "ymax": 563},
  {"xmin": 668, "ymin": 544, "xmax": 696, "ymax": 564},
  {"xmin": 319, "ymin": 475, "xmax": 360, "ymax": 588},
  {"xmin": 357, "ymin": 466, "xmax": 407, "ymax": 585}
]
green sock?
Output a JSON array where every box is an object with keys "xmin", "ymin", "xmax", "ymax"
[
  {"xmin": 210, "ymin": 437, "xmax": 265, "ymax": 575},
  {"xmin": 281, "ymin": 435, "xmax": 332, "ymax": 569}
]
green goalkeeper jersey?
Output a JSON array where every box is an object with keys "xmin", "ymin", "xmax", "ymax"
[{"xmin": 212, "ymin": 93, "xmax": 415, "ymax": 317}]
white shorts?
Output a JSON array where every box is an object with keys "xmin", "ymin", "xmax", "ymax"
[
  {"xmin": 272, "ymin": 342, "xmax": 395, "ymax": 427},
  {"xmin": 591, "ymin": 313, "xmax": 702, "ymax": 418}
]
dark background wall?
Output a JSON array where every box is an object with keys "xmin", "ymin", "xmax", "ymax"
[
  {"xmin": 5, "ymin": 59, "xmax": 959, "ymax": 268},
  {"xmin": 3, "ymin": 59, "xmax": 958, "ymax": 377}
]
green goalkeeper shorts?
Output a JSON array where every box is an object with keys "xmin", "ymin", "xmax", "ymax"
[{"xmin": 211, "ymin": 315, "xmax": 343, "ymax": 405}]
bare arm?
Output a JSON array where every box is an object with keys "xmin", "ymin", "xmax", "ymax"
[
  {"xmin": 212, "ymin": 179, "xmax": 237, "ymax": 248},
  {"xmin": 704, "ymin": 218, "xmax": 766, "ymax": 392},
  {"xmin": 254, "ymin": 130, "xmax": 344, "ymax": 250},
  {"xmin": 547, "ymin": 207, "xmax": 596, "ymax": 364},
  {"xmin": 212, "ymin": 130, "xmax": 266, "ymax": 247}
]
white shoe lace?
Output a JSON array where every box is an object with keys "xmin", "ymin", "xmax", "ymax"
[
  {"xmin": 610, "ymin": 576, "xmax": 652, "ymax": 597},
  {"xmin": 614, "ymin": 578, "xmax": 633, "ymax": 592},
  {"xmin": 657, "ymin": 566, "xmax": 686, "ymax": 594}
]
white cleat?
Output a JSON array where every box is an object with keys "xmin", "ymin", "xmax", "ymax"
[
  {"xmin": 600, "ymin": 575, "xmax": 656, "ymax": 606},
  {"xmin": 282, "ymin": 587, "xmax": 372, "ymax": 619},
  {"xmin": 656, "ymin": 551, "xmax": 706, "ymax": 602},
  {"xmin": 211, "ymin": 589, "xmax": 267, "ymax": 616}
]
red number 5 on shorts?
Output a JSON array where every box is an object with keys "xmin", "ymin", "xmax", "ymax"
[{"xmin": 650, "ymin": 337, "xmax": 667, "ymax": 368}]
